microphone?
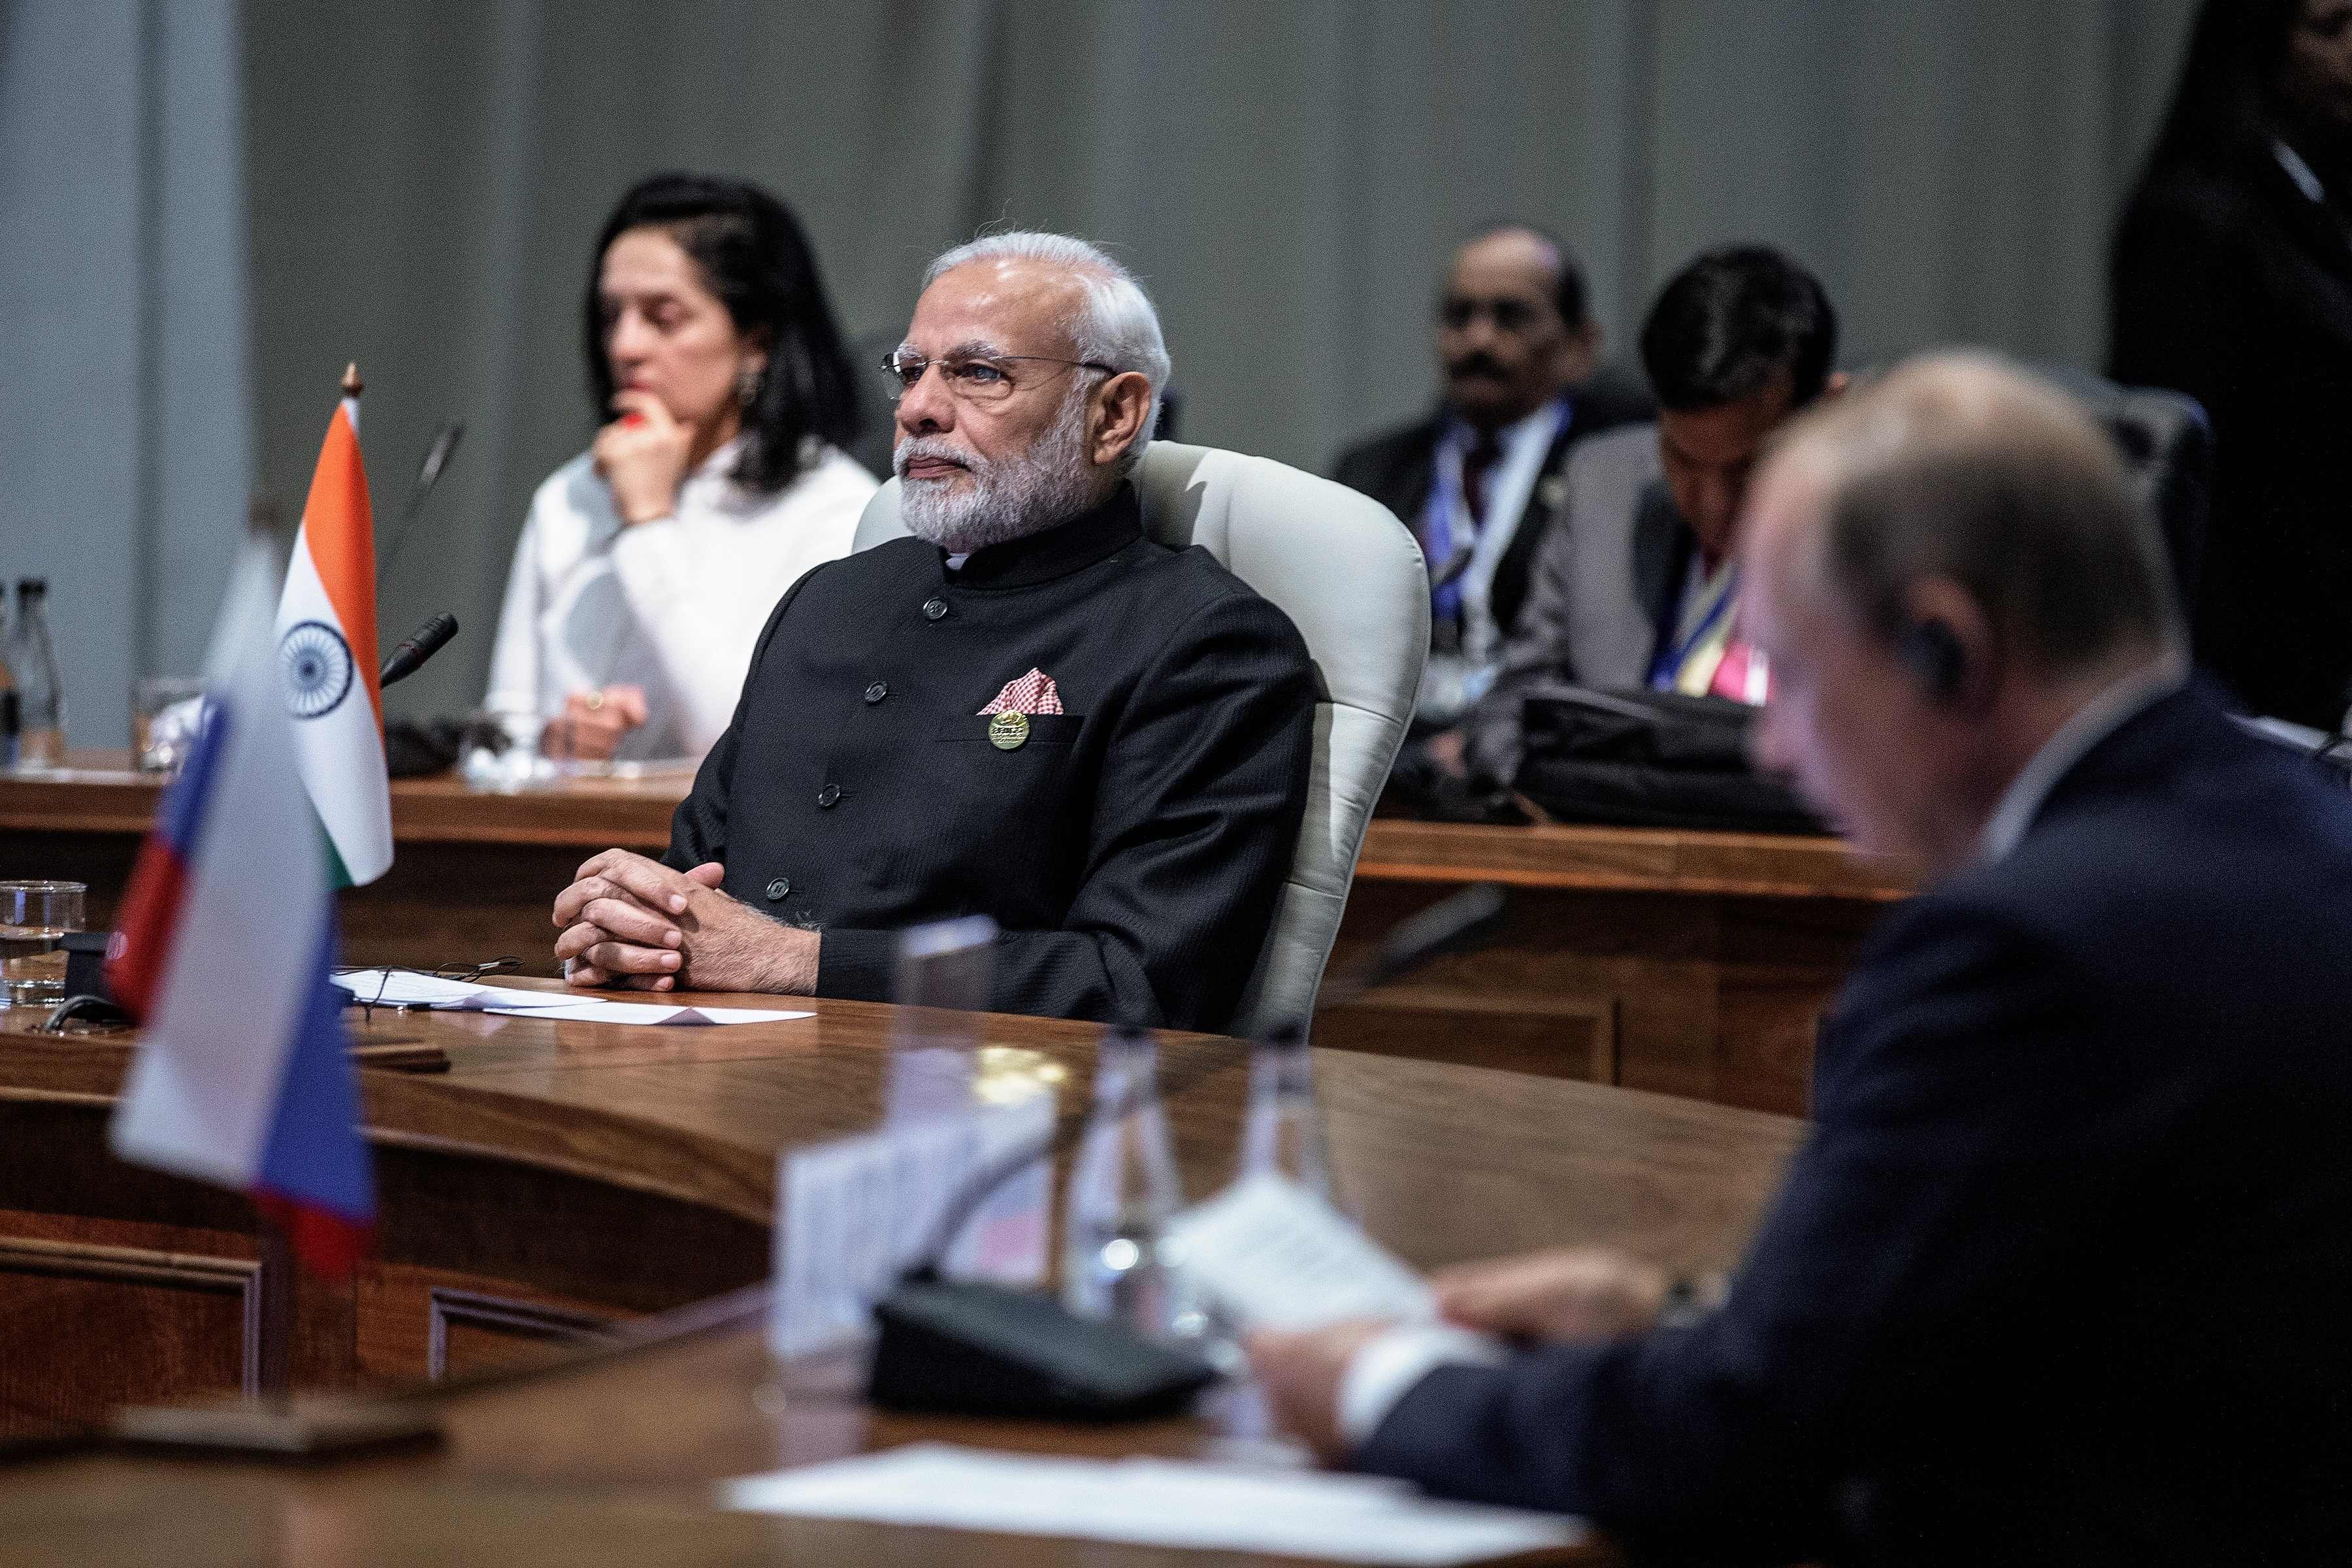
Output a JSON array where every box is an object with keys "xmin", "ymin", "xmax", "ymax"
[
  {"xmin": 376, "ymin": 422, "xmax": 465, "ymax": 581},
  {"xmin": 379, "ymin": 612, "xmax": 459, "ymax": 689},
  {"xmin": 866, "ymin": 883, "xmax": 1510, "ymax": 1420}
]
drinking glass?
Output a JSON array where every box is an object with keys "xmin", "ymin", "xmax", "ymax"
[
  {"xmin": 1, "ymin": 880, "xmax": 85, "ymax": 1009},
  {"xmin": 131, "ymin": 678, "xmax": 207, "ymax": 775}
]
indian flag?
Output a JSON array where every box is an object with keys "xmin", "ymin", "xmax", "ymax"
[{"xmin": 274, "ymin": 372, "xmax": 392, "ymax": 888}]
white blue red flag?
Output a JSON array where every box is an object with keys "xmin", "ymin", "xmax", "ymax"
[{"xmin": 108, "ymin": 539, "xmax": 375, "ymax": 1275}]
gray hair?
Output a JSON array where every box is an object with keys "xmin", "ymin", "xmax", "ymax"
[
  {"xmin": 1789, "ymin": 351, "xmax": 2183, "ymax": 678},
  {"xmin": 924, "ymin": 231, "xmax": 1171, "ymax": 474}
]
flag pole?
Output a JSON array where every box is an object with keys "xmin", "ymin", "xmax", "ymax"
[{"xmin": 257, "ymin": 1218, "xmax": 295, "ymax": 1410}]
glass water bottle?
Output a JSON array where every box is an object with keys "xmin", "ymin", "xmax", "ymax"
[{"xmin": 1062, "ymin": 1027, "xmax": 1189, "ymax": 1339}]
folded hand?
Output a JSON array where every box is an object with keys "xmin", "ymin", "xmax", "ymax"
[{"xmin": 553, "ymin": 848, "xmax": 817, "ymax": 994}]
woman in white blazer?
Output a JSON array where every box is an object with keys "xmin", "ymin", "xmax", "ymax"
[{"xmin": 487, "ymin": 172, "xmax": 877, "ymax": 761}]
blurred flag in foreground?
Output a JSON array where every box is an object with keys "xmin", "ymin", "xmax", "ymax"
[
  {"xmin": 276, "ymin": 372, "xmax": 391, "ymax": 887},
  {"xmin": 109, "ymin": 538, "xmax": 374, "ymax": 1275}
]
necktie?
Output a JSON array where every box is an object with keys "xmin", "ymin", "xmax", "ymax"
[
  {"xmin": 1462, "ymin": 434, "xmax": 1501, "ymax": 527},
  {"xmin": 1429, "ymin": 434, "xmax": 1501, "ymax": 642}
]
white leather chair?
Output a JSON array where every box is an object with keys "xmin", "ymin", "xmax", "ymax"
[{"xmin": 853, "ymin": 442, "xmax": 1429, "ymax": 1034}]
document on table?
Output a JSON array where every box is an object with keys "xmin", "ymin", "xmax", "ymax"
[
  {"xmin": 1167, "ymin": 1171, "xmax": 1440, "ymax": 1331},
  {"xmin": 331, "ymin": 970, "xmax": 578, "ymax": 1011},
  {"xmin": 329, "ymin": 972, "xmax": 809, "ymax": 1024},
  {"xmin": 478, "ymin": 997, "xmax": 813, "ymax": 1025},
  {"xmin": 720, "ymin": 1443, "xmax": 1584, "ymax": 1566}
]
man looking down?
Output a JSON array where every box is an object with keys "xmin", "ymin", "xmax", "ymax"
[
  {"xmin": 1252, "ymin": 353, "xmax": 2352, "ymax": 1563},
  {"xmin": 549, "ymin": 233, "xmax": 1315, "ymax": 1032}
]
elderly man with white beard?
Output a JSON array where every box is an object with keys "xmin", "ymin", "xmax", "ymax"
[{"xmin": 546, "ymin": 233, "xmax": 1316, "ymax": 1031}]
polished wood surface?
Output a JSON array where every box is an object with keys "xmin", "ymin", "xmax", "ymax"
[
  {"xmin": 0, "ymin": 754, "xmax": 1914, "ymax": 1114},
  {"xmin": 0, "ymin": 992, "xmax": 1797, "ymax": 1568},
  {"xmin": 0, "ymin": 988, "xmax": 1805, "ymax": 1565}
]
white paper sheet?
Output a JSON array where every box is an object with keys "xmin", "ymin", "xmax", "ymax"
[
  {"xmin": 1168, "ymin": 1172, "xmax": 1438, "ymax": 1331},
  {"xmin": 330, "ymin": 970, "xmax": 578, "ymax": 1010},
  {"xmin": 719, "ymin": 1444, "xmax": 1584, "ymax": 1565},
  {"xmin": 477, "ymin": 998, "xmax": 813, "ymax": 1025}
]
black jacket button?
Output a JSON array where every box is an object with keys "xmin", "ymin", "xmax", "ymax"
[
  {"xmin": 923, "ymin": 596, "xmax": 948, "ymax": 621},
  {"xmin": 764, "ymin": 877, "xmax": 791, "ymax": 901},
  {"xmin": 864, "ymin": 681, "xmax": 889, "ymax": 704},
  {"xmin": 817, "ymin": 783, "xmax": 841, "ymax": 808}
]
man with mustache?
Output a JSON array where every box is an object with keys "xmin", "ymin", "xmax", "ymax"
[
  {"xmin": 1333, "ymin": 225, "xmax": 1646, "ymax": 729},
  {"xmin": 546, "ymin": 233, "xmax": 1315, "ymax": 1032}
]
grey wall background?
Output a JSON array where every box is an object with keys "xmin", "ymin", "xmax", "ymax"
[
  {"xmin": 5, "ymin": 0, "xmax": 2204, "ymax": 740},
  {"xmin": 0, "ymin": 0, "xmax": 248, "ymax": 745}
]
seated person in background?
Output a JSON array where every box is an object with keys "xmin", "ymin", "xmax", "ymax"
[
  {"xmin": 1332, "ymin": 225, "xmax": 1648, "ymax": 729},
  {"xmin": 1252, "ymin": 353, "xmax": 2352, "ymax": 1564},
  {"xmin": 549, "ymin": 233, "xmax": 1315, "ymax": 1032},
  {"xmin": 1441, "ymin": 245, "xmax": 1840, "ymax": 785},
  {"xmin": 485, "ymin": 172, "xmax": 877, "ymax": 762}
]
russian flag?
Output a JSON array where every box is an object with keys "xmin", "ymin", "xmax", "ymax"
[{"xmin": 108, "ymin": 540, "xmax": 375, "ymax": 1275}]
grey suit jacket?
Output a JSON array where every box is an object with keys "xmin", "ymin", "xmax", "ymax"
[{"xmin": 1463, "ymin": 424, "xmax": 1687, "ymax": 781}]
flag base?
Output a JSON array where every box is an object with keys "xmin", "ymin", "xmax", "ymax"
[{"xmin": 112, "ymin": 1394, "xmax": 440, "ymax": 1458}]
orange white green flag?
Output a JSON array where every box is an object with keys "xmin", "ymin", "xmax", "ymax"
[{"xmin": 274, "ymin": 372, "xmax": 392, "ymax": 888}]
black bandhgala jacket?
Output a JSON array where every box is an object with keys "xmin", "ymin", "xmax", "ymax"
[{"xmin": 666, "ymin": 483, "xmax": 1314, "ymax": 1033}]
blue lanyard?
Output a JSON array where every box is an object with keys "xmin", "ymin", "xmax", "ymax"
[{"xmin": 1648, "ymin": 563, "xmax": 1739, "ymax": 690}]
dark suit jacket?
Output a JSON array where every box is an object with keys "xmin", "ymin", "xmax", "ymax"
[
  {"xmin": 1331, "ymin": 370, "xmax": 1652, "ymax": 640},
  {"xmin": 1359, "ymin": 682, "xmax": 2352, "ymax": 1564},
  {"xmin": 666, "ymin": 484, "xmax": 1315, "ymax": 1033},
  {"xmin": 1462, "ymin": 425, "xmax": 1695, "ymax": 784},
  {"xmin": 2111, "ymin": 146, "xmax": 2352, "ymax": 726}
]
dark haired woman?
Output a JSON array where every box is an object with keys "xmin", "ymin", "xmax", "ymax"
[
  {"xmin": 486, "ymin": 172, "xmax": 875, "ymax": 760},
  {"xmin": 2110, "ymin": 0, "xmax": 2352, "ymax": 728}
]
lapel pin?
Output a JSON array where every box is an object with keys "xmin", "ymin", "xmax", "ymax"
[{"xmin": 988, "ymin": 711, "xmax": 1030, "ymax": 751}]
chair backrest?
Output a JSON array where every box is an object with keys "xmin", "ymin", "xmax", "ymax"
[
  {"xmin": 2021, "ymin": 364, "xmax": 2213, "ymax": 619},
  {"xmin": 853, "ymin": 441, "xmax": 1429, "ymax": 1034}
]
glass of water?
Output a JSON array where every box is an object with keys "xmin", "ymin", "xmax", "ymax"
[
  {"xmin": 131, "ymin": 678, "xmax": 208, "ymax": 775},
  {"xmin": 1, "ymin": 881, "xmax": 85, "ymax": 1009}
]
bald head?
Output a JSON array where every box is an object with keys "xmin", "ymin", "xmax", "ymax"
[
  {"xmin": 1438, "ymin": 224, "xmax": 1597, "ymax": 429},
  {"xmin": 1740, "ymin": 354, "xmax": 2186, "ymax": 872},
  {"xmin": 1763, "ymin": 352, "xmax": 2181, "ymax": 679}
]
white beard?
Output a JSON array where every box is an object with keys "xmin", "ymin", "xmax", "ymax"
[{"xmin": 896, "ymin": 387, "xmax": 1101, "ymax": 554}]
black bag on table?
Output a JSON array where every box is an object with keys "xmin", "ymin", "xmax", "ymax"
[{"xmin": 1513, "ymin": 685, "xmax": 1827, "ymax": 834}]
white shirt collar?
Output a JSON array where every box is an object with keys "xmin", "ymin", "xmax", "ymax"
[
  {"xmin": 1976, "ymin": 655, "xmax": 2188, "ymax": 864},
  {"xmin": 1445, "ymin": 396, "xmax": 1568, "ymax": 471}
]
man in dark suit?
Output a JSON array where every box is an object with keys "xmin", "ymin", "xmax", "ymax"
[
  {"xmin": 1252, "ymin": 353, "xmax": 2352, "ymax": 1563},
  {"xmin": 1333, "ymin": 225, "xmax": 1648, "ymax": 727},
  {"xmin": 547, "ymin": 232, "xmax": 1314, "ymax": 1032}
]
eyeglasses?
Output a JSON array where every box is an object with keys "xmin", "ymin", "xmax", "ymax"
[
  {"xmin": 334, "ymin": 956, "xmax": 521, "ymax": 1021},
  {"xmin": 1438, "ymin": 295, "xmax": 1548, "ymax": 333},
  {"xmin": 879, "ymin": 348, "xmax": 1116, "ymax": 405}
]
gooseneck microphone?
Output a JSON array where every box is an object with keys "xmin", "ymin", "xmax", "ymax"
[
  {"xmin": 376, "ymin": 421, "xmax": 466, "ymax": 581},
  {"xmin": 866, "ymin": 883, "xmax": 1511, "ymax": 1420},
  {"xmin": 379, "ymin": 612, "xmax": 459, "ymax": 689}
]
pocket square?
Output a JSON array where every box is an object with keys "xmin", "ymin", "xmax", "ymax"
[{"xmin": 979, "ymin": 668, "xmax": 1064, "ymax": 716}]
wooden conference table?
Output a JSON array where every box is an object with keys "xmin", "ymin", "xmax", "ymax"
[
  {"xmin": 0, "ymin": 988, "xmax": 1808, "ymax": 1565},
  {"xmin": 0, "ymin": 755, "xmax": 1916, "ymax": 1117}
]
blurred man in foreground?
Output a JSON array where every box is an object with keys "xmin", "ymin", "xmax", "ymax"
[
  {"xmin": 1333, "ymin": 225, "xmax": 1646, "ymax": 728},
  {"xmin": 1254, "ymin": 353, "xmax": 2352, "ymax": 1563},
  {"xmin": 546, "ymin": 233, "xmax": 1313, "ymax": 1032}
]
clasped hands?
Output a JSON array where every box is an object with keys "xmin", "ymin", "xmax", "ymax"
[
  {"xmin": 1249, "ymin": 1248, "xmax": 1680, "ymax": 1462},
  {"xmin": 553, "ymin": 848, "xmax": 817, "ymax": 994}
]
